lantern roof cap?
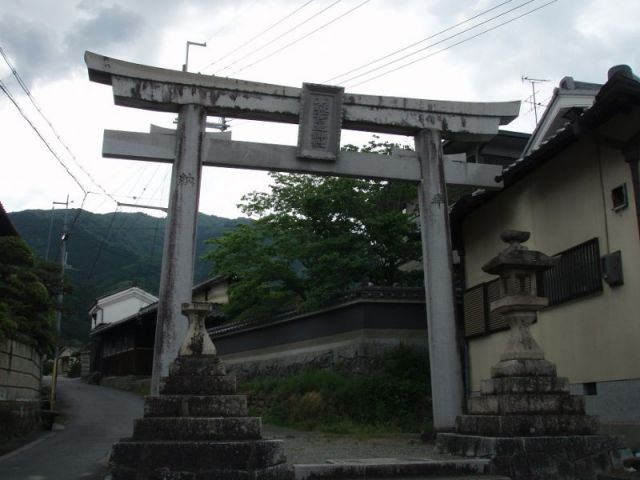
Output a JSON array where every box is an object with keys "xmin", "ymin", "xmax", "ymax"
[{"xmin": 482, "ymin": 230, "xmax": 558, "ymax": 275}]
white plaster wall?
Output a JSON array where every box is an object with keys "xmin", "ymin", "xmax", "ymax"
[
  {"xmin": 101, "ymin": 296, "xmax": 152, "ymax": 325},
  {"xmin": 463, "ymin": 140, "xmax": 640, "ymax": 391}
]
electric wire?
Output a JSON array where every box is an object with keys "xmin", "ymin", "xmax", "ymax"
[
  {"xmin": 347, "ymin": 0, "xmax": 558, "ymax": 89},
  {"xmin": 85, "ymin": 206, "xmax": 120, "ymax": 284},
  {"xmin": 0, "ymin": 79, "xmax": 87, "ymax": 195},
  {"xmin": 215, "ymin": 0, "xmax": 342, "ymax": 75},
  {"xmin": 323, "ymin": 0, "xmax": 515, "ymax": 84},
  {"xmin": 231, "ymin": 0, "xmax": 371, "ymax": 76},
  {"xmin": 199, "ymin": 0, "xmax": 316, "ymax": 72},
  {"xmin": 339, "ymin": 0, "xmax": 538, "ymax": 87},
  {"xmin": 0, "ymin": 47, "xmax": 117, "ymax": 204},
  {"xmin": 69, "ymin": 192, "xmax": 89, "ymax": 230}
]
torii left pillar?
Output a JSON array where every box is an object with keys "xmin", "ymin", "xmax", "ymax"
[{"xmin": 151, "ymin": 104, "xmax": 206, "ymax": 394}]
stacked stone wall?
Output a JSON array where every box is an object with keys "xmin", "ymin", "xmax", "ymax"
[
  {"xmin": 223, "ymin": 335, "xmax": 427, "ymax": 382},
  {"xmin": 0, "ymin": 338, "xmax": 42, "ymax": 440}
]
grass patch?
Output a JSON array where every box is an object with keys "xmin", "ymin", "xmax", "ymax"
[{"xmin": 241, "ymin": 346, "xmax": 432, "ymax": 435}]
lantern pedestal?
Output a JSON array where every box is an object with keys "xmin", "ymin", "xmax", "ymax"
[{"xmin": 436, "ymin": 231, "xmax": 625, "ymax": 480}]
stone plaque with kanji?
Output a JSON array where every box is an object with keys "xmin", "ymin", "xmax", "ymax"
[{"xmin": 297, "ymin": 83, "xmax": 344, "ymax": 161}]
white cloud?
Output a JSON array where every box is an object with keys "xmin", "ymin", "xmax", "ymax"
[{"xmin": 1, "ymin": 0, "xmax": 638, "ymax": 218}]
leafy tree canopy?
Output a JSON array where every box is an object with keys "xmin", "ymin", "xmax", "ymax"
[
  {"xmin": 205, "ymin": 140, "xmax": 423, "ymax": 321},
  {"xmin": 0, "ymin": 236, "xmax": 58, "ymax": 354}
]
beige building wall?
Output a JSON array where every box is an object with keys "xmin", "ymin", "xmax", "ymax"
[
  {"xmin": 462, "ymin": 140, "xmax": 640, "ymax": 391},
  {"xmin": 192, "ymin": 281, "xmax": 228, "ymax": 304}
]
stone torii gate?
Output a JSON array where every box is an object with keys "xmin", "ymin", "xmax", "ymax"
[{"xmin": 85, "ymin": 51, "xmax": 519, "ymax": 430}]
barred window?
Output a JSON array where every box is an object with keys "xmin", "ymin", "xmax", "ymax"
[
  {"xmin": 463, "ymin": 278, "xmax": 504, "ymax": 338},
  {"xmin": 538, "ymin": 238, "xmax": 602, "ymax": 305},
  {"xmin": 463, "ymin": 238, "xmax": 603, "ymax": 338}
]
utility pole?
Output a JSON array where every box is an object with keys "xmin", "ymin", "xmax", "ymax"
[
  {"xmin": 183, "ymin": 40, "xmax": 207, "ymax": 73},
  {"xmin": 522, "ymin": 76, "xmax": 549, "ymax": 124},
  {"xmin": 181, "ymin": 40, "xmax": 229, "ymax": 133},
  {"xmin": 49, "ymin": 195, "xmax": 70, "ymax": 411}
]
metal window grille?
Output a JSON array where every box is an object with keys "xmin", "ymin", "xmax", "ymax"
[
  {"xmin": 538, "ymin": 238, "xmax": 602, "ymax": 305},
  {"xmin": 463, "ymin": 278, "xmax": 505, "ymax": 338},
  {"xmin": 463, "ymin": 284, "xmax": 486, "ymax": 337},
  {"xmin": 463, "ymin": 238, "xmax": 602, "ymax": 338}
]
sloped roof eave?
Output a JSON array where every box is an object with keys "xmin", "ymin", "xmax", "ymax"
[{"xmin": 451, "ymin": 70, "xmax": 640, "ymax": 224}]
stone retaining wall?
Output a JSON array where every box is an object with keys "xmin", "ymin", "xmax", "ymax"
[
  {"xmin": 0, "ymin": 338, "xmax": 42, "ymax": 440},
  {"xmin": 210, "ymin": 298, "xmax": 429, "ymax": 382}
]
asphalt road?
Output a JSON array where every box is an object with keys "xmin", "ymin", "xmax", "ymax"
[{"xmin": 0, "ymin": 376, "xmax": 143, "ymax": 480}]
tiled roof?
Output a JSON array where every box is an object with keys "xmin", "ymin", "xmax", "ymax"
[{"xmin": 451, "ymin": 66, "xmax": 640, "ymax": 222}]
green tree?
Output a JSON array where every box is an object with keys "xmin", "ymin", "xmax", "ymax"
[
  {"xmin": 0, "ymin": 236, "xmax": 57, "ymax": 354},
  {"xmin": 205, "ymin": 140, "xmax": 422, "ymax": 321}
]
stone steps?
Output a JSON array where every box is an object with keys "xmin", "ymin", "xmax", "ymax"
[
  {"xmin": 111, "ymin": 439, "xmax": 287, "ymax": 470},
  {"xmin": 144, "ymin": 394, "xmax": 248, "ymax": 417},
  {"xmin": 467, "ymin": 393, "xmax": 585, "ymax": 415},
  {"xmin": 456, "ymin": 413, "xmax": 599, "ymax": 436},
  {"xmin": 293, "ymin": 459, "xmax": 496, "ymax": 479},
  {"xmin": 133, "ymin": 417, "xmax": 262, "ymax": 441},
  {"xmin": 109, "ymin": 348, "xmax": 290, "ymax": 478},
  {"xmin": 111, "ymin": 462, "xmax": 292, "ymax": 480},
  {"xmin": 480, "ymin": 376, "xmax": 569, "ymax": 395},
  {"xmin": 161, "ymin": 375, "xmax": 237, "ymax": 395}
]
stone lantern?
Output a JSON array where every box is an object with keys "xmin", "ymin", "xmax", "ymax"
[
  {"xmin": 482, "ymin": 230, "xmax": 558, "ymax": 376},
  {"xmin": 436, "ymin": 230, "xmax": 624, "ymax": 480},
  {"xmin": 108, "ymin": 303, "xmax": 292, "ymax": 479}
]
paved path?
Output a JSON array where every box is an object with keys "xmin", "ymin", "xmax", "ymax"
[
  {"xmin": 0, "ymin": 377, "xmax": 143, "ymax": 480},
  {"xmin": 0, "ymin": 377, "xmax": 441, "ymax": 478},
  {"xmin": 263, "ymin": 424, "xmax": 443, "ymax": 465}
]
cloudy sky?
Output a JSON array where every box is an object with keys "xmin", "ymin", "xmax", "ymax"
[{"xmin": 1, "ymin": 0, "xmax": 638, "ymax": 219}]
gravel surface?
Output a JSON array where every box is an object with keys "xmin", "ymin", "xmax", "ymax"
[{"xmin": 262, "ymin": 424, "xmax": 453, "ymax": 465}]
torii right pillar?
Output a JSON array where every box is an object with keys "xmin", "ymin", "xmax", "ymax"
[{"xmin": 416, "ymin": 128, "xmax": 464, "ymax": 432}]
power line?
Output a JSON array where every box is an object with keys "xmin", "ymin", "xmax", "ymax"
[
  {"xmin": 199, "ymin": 0, "xmax": 316, "ymax": 72},
  {"xmin": 323, "ymin": 0, "xmax": 515, "ymax": 84},
  {"xmin": 0, "ymin": 79, "xmax": 88, "ymax": 195},
  {"xmin": 231, "ymin": 0, "xmax": 371, "ymax": 76},
  {"xmin": 215, "ymin": 0, "xmax": 342, "ymax": 75},
  {"xmin": 0, "ymin": 47, "xmax": 117, "ymax": 204},
  {"xmin": 339, "ymin": 0, "xmax": 538, "ymax": 87},
  {"xmin": 85, "ymin": 207, "xmax": 120, "ymax": 284},
  {"xmin": 347, "ymin": 0, "xmax": 558, "ymax": 89},
  {"xmin": 68, "ymin": 192, "xmax": 89, "ymax": 232}
]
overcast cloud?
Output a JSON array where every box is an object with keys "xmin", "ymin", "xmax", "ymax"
[{"xmin": 0, "ymin": 0, "xmax": 638, "ymax": 218}]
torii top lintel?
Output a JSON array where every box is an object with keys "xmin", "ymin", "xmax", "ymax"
[{"xmin": 85, "ymin": 51, "xmax": 520, "ymax": 139}]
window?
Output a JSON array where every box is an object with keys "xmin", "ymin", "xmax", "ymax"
[
  {"xmin": 463, "ymin": 238, "xmax": 603, "ymax": 338},
  {"xmin": 611, "ymin": 183, "xmax": 628, "ymax": 211},
  {"xmin": 463, "ymin": 278, "xmax": 506, "ymax": 338},
  {"xmin": 538, "ymin": 238, "xmax": 602, "ymax": 306}
]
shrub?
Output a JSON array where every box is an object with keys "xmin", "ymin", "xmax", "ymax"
[{"xmin": 242, "ymin": 346, "xmax": 432, "ymax": 434}]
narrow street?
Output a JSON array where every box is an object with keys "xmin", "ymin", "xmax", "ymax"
[{"xmin": 0, "ymin": 377, "xmax": 143, "ymax": 480}]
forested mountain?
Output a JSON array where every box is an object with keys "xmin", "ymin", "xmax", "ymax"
[{"xmin": 9, "ymin": 209, "xmax": 250, "ymax": 342}]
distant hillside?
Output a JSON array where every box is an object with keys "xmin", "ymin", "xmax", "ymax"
[{"xmin": 9, "ymin": 209, "xmax": 250, "ymax": 342}]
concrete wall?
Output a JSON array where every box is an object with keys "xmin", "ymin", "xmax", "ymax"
[
  {"xmin": 0, "ymin": 338, "xmax": 42, "ymax": 440},
  {"xmin": 211, "ymin": 299, "xmax": 428, "ymax": 381},
  {"xmin": 0, "ymin": 338, "xmax": 41, "ymax": 401},
  {"xmin": 462, "ymin": 140, "xmax": 640, "ymax": 423}
]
